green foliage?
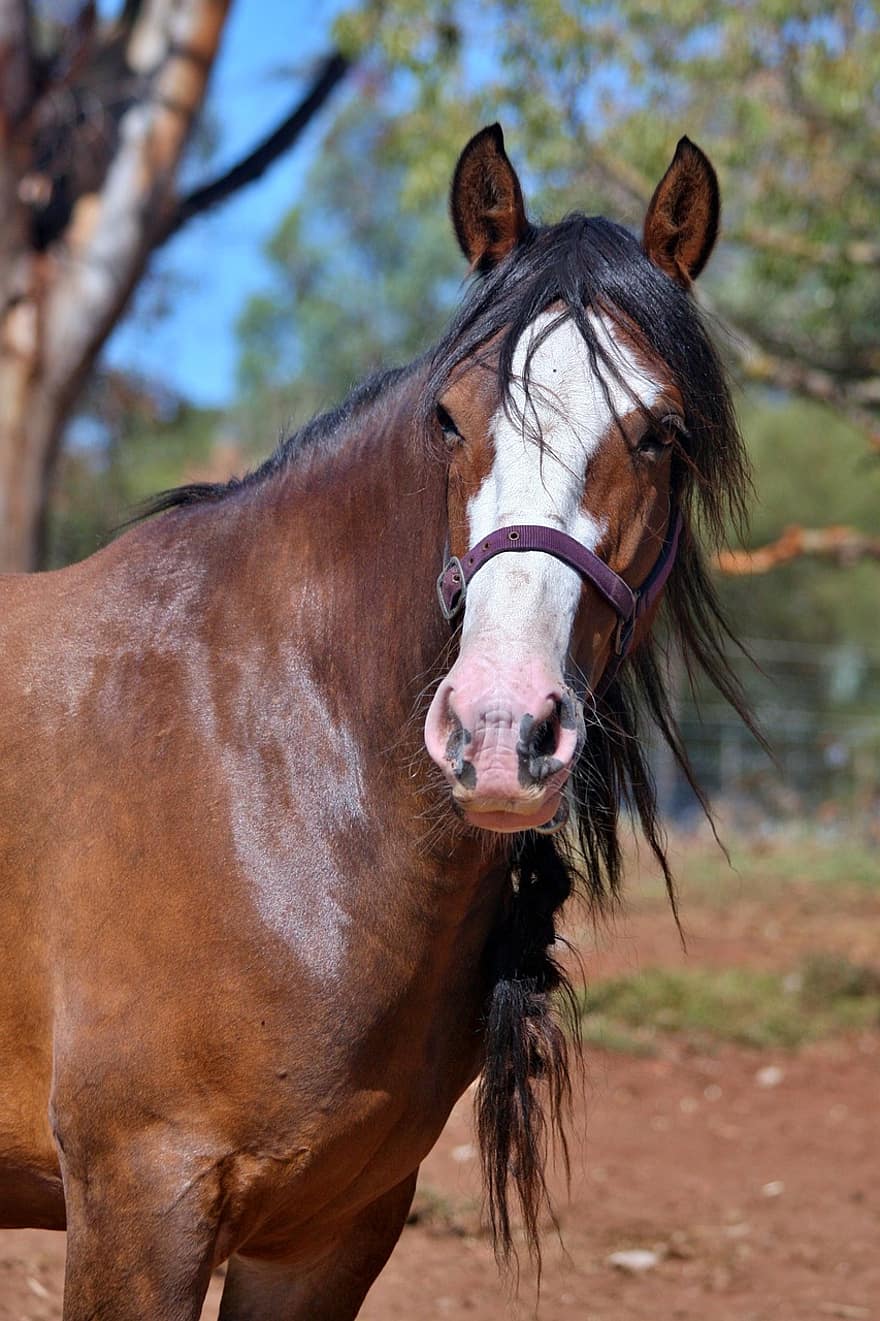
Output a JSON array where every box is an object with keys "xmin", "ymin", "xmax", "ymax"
[
  {"xmin": 579, "ymin": 956, "xmax": 880, "ymax": 1052},
  {"xmin": 717, "ymin": 393, "xmax": 880, "ymax": 647}
]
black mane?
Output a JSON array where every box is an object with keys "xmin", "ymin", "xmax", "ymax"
[
  {"xmin": 135, "ymin": 364, "xmax": 414, "ymax": 519},
  {"xmin": 418, "ymin": 217, "xmax": 762, "ymax": 1270}
]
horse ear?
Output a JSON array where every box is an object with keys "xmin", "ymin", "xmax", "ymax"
[
  {"xmin": 450, "ymin": 124, "xmax": 529, "ymax": 272},
  {"xmin": 642, "ymin": 137, "xmax": 720, "ymax": 286}
]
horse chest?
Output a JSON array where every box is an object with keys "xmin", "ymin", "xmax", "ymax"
[{"xmin": 183, "ymin": 978, "xmax": 484, "ymax": 1259}]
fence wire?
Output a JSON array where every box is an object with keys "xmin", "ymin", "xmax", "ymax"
[{"xmin": 651, "ymin": 638, "xmax": 880, "ymax": 829}]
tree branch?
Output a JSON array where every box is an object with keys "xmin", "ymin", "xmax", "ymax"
[
  {"xmin": 44, "ymin": 0, "xmax": 232, "ymax": 390},
  {"xmin": 715, "ymin": 525, "xmax": 880, "ymax": 575},
  {"xmin": 733, "ymin": 344, "xmax": 880, "ymax": 452},
  {"xmin": 158, "ymin": 50, "xmax": 350, "ymax": 245},
  {"xmin": 733, "ymin": 336, "xmax": 877, "ymax": 408},
  {"xmin": 700, "ymin": 296, "xmax": 880, "ymax": 454}
]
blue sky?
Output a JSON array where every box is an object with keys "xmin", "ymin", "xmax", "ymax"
[{"xmin": 104, "ymin": 0, "xmax": 347, "ymax": 406}]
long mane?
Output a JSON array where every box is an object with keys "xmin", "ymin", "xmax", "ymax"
[{"xmin": 424, "ymin": 215, "xmax": 763, "ymax": 1268}]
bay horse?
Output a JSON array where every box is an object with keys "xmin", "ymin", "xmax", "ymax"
[{"xmin": 0, "ymin": 125, "xmax": 754, "ymax": 1318}]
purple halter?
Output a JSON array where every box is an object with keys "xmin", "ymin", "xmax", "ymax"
[{"xmin": 437, "ymin": 510, "xmax": 683, "ymax": 694}]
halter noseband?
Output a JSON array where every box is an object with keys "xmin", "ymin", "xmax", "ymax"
[{"xmin": 437, "ymin": 510, "xmax": 683, "ymax": 694}]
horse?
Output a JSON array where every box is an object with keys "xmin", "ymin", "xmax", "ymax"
[{"xmin": 0, "ymin": 123, "xmax": 755, "ymax": 1319}]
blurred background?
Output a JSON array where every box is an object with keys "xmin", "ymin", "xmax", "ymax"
[{"xmin": 0, "ymin": 2, "xmax": 878, "ymax": 1317}]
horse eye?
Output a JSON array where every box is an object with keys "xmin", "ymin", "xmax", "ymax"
[
  {"xmin": 637, "ymin": 413, "xmax": 686, "ymax": 455},
  {"xmin": 435, "ymin": 403, "xmax": 462, "ymax": 445},
  {"xmin": 661, "ymin": 412, "xmax": 688, "ymax": 438}
]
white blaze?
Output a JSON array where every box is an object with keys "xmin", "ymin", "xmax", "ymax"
[{"xmin": 460, "ymin": 311, "xmax": 663, "ymax": 663}]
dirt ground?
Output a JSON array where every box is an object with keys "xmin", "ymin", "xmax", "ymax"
[{"xmin": 2, "ymin": 841, "xmax": 878, "ymax": 1321}]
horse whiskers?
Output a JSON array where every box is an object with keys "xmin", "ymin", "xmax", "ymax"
[
  {"xmin": 385, "ymin": 667, "xmax": 454, "ymax": 766},
  {"xmin": 376, "ymin": 630, "xmax": 463, "ymax": 765}
]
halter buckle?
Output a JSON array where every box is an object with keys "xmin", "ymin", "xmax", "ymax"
[
  {"xmin": 437, "ymin": 556, "xmax": 466, "ymax": 621},
  {"xmin": 613, "ymin": 597, "xmax": 638, "ymax": 656}
]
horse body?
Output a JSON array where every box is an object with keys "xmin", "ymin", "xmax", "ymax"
[
  {"xmin": 0, "ymin": 370, "xmax": 500, "ymax": 1286},
  {"xmin": 0, "ymin": 127, "xmax": 754, "ymax": 1317}
]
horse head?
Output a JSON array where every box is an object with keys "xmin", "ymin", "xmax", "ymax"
[{"xmin": 424, "ymin": 124, "xmax": 722, "ymax": 834}]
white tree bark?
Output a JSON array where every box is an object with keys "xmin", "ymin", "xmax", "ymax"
[{"xmin": 0, "ymin": 0, "xmax": 231, "ymax": 571}]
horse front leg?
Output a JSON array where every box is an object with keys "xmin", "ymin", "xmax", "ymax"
[
  {"xmin": 217, "ymin": 1172, "xmax": 418, "ymax": 1321},
  {"xmin": 59, "ymin": 1141, "xmax": 222, "ymax": 1321}
]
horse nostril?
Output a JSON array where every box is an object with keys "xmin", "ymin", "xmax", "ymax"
[
  {"xmin": 517, "ymin": 703, "xmax": 565, "ymax": 783},
  {"xmin": 529, "ymin": 716, "xmax": 558, "ymax": 758},
  {"xmin": 445, "ymin": 718, "xmax": 474, "ymax": 783}
]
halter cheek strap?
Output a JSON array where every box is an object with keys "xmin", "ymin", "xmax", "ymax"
[{"xmin": 437, "ymin": 510, "xmax": 683, "ymax": 694}]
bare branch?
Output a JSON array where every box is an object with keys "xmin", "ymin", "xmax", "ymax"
[
  {"xmin": 158, "ymin": 50, "xmax": 350, "ymax": 244},
  {"xmin": 734, "ymin": 349, "xmax": 880, "ymax": 453},
  {"xmin": 734, "ymin": 337, "xmax": 878, "ymax": 409},
  {"xmin": 715, "ymin": 525, "xmax": 880, "ymax": 575},
  {"xmin": 701, "ymin": 297, "xmax": 880, "ymax": 454},
  {"xmin": 118, "ymin": 0, "xmax": 144, "ymax": 30}
]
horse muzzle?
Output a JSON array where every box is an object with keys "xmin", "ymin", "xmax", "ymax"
[{"xmin": 424, "ymin": 664, "xmax": 584, "ymax": 833}]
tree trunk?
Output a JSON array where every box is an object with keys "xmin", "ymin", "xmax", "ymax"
[
  {"xmin": 0, "ymin": 0, "xmax": 232, "ymax": 573},
  {"xmin": 0, "ymin": 323, "xmax": 66, "ymax": 572}
]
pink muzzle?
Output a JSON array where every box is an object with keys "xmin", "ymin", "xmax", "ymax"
[{"xmin": 424, "ymin": 659, "xmax": 584, "ymax": 832}]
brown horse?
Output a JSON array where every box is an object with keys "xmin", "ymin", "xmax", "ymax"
[{"xmin": 0, "ymin": 125, "xmax": 754, "ymax": 1318}]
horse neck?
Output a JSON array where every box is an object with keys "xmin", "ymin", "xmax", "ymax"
[
  {"xmin": 230, "ymin": 367, "xmax": 506, "ymax": 897},
  {"xmin": 275, "ymin": 371, "xmax": 449, "ymax": 724}
]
